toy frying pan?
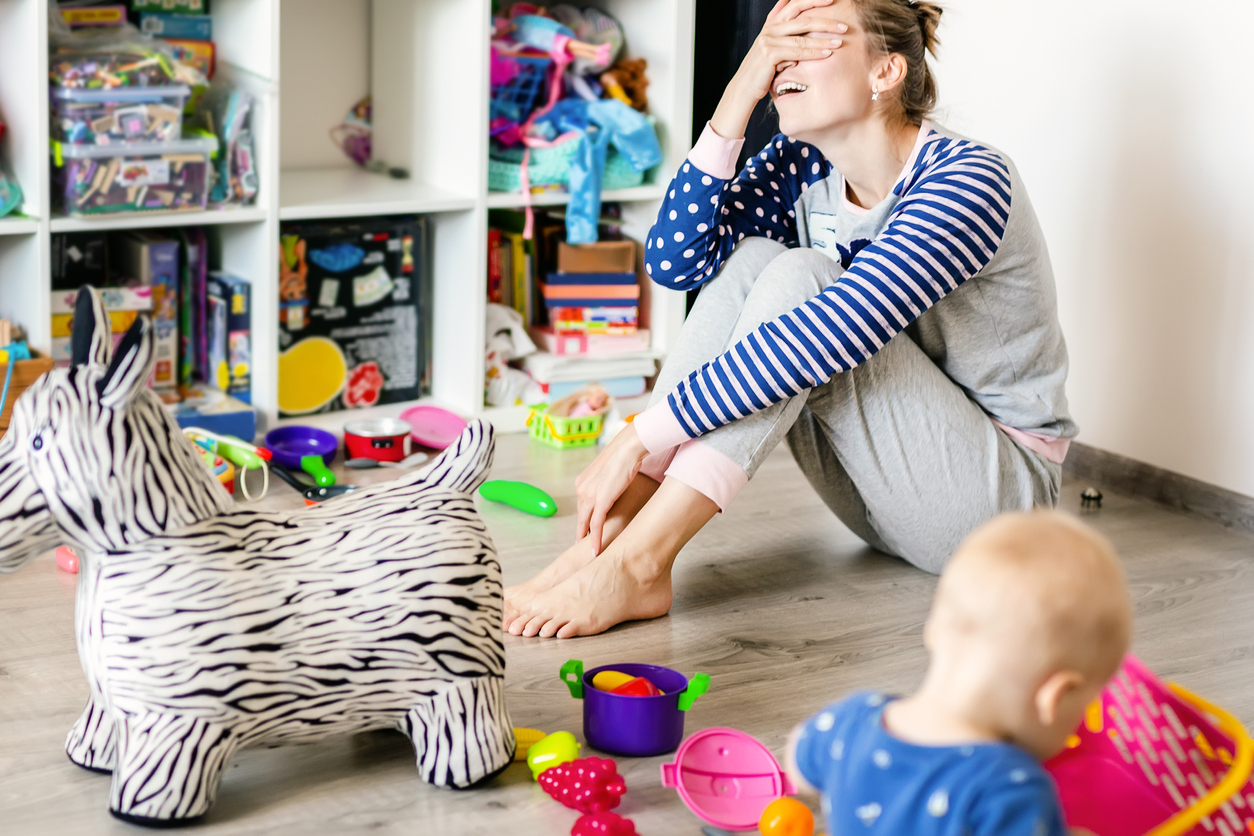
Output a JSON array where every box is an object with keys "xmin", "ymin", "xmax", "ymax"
[{"xmin": 265, "ymin": 425, "xmax": 338, "ymax": 469}]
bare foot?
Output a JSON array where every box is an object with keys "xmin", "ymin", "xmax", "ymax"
[
  {"xmin": 508, "ymin": 545, "xmax": 673, "ymax": 638},
  {"xmin": 503, "ymin": 536, "xmax": 597, "ymax": 630},
  {"xmin": 503, "ymin": 474, "xmax": 662, "ymax": 631}
]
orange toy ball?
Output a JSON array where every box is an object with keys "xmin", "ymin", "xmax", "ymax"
[{"xmin": 759, "ymin": 797, "xmax": 815, "ymax": 836}]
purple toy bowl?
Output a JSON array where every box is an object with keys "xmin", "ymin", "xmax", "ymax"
[
  {"xmin": 560, "ymin": 659, "xmax": 710, "ymax": 757},
  {"xmin": 661, "ymin": 727, "xmax": 798, "ymax": 831},
  {"xmin": 264, "ymin": 425, "xmax": 338, "ymax": 470}
]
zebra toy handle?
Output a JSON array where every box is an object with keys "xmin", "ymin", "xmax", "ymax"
[{"xmin": 561, "ymin": 659, "xmax": 585, "ymax": 699}]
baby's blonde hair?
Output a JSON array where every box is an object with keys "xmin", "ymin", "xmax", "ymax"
[{"xmin": 932, "ymin": 511, "xmax": 1132, "ymax": 683}]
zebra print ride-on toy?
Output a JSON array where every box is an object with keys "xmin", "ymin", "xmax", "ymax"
[{"xmin": 0, "ymin": 288, "xmax": 515, "ymax": 826}]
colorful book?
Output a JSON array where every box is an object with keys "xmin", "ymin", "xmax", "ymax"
[
  {"xmin": 499, "ymin": 229, "xmax": 530, "ymax": 323},
  {"xmin": 487, "ymin": 228, "xmax": 503, "ymax": 304},
  {"xmin": 522, "ymin": 351, "xmax": 656, "ymax": 384},
  {"xmin": 50, "ymin": 285, "xmax": 152, "ymax": 315},
  {"xmin": 543, "ymin": 294, "xmax": 637, "ymax": 308},
  {"xmin": 112, "ymin": 232, "xmax": 180, "ymax": 389},
  {"xmin": 544, "ymin": 271, "xmax": 638, "ymax": 286},
  {"xmin": 51, "ymin": 309, "xmax": 139, "ymax": 338},
  {"xmin": 551, "ymin": 306, "xmax": 638, "ymax": 333},
  {"xmin": 177, "ymin": 227, "xmax": 207, "ymax": 386},
  {"xmin": 139, "ymin": 13, "xmax": 213, "ymax": 40},
  {"xmin": 540, "ymin": 283, "xmax": 640, "ymax": 302},
  {"xmin": 206, "ymin": 272, "xmax": 251, "ymax": 403},
  {"xmin": 530, "ymin": 327, "xmax": 651, "ymax": 356}
]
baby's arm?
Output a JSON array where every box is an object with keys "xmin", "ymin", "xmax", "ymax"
[{"xmin": 784, "ymin": 722, "xmax": 821, "ymax": 800}]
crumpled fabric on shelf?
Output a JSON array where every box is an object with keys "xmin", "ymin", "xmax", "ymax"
[
  {"xmin": 485, "ymin": 303, "xmax": 544, "ymax": 407},
  {"xmin": 531, "ymin": 98, "xmax": 662, "ymax": 243}
]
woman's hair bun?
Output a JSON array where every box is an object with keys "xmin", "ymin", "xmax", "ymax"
[{"xmin": 913, "ymin": 1, "xmax": 943, "ymax": 56}]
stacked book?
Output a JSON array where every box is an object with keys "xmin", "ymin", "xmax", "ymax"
[{"xmin": 524, "ymin": 241, "xmax": 656, "ymax": 401}]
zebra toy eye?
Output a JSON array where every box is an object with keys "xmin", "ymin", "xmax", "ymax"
[{"xmin": 31, "ymin": 436, "xmax": 42, "ymax": 451}]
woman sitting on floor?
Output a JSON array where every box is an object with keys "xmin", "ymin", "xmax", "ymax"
[{"xmin": 505, "ymin": 0, "xmax": 1076, "ymax": 638}]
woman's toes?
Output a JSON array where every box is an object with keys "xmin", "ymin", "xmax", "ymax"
[
  {"xmin": 555, "ymin": 619, "xmax": 585, "ymax": 639},
  {"xmin": 538, "ymin": 616, "xmax": 569, "ymax": 639},
  {"xmin": 520, "ymin": 614, "xmax": 549, "ymax": 638}
]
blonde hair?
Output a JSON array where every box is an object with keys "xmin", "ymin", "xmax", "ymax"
[{"xmin": 854, "ymin": 0, "xmax": 944, "ymax": 125}]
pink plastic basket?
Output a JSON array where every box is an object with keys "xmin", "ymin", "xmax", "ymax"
[{"xmin": 1046, "ymin": 655, "xmax": 1254, "ymax": 836}]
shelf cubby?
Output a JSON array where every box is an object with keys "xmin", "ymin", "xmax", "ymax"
[{"xmin": 0, "ymin": 0, "xmax": 694, "ymax": 433}]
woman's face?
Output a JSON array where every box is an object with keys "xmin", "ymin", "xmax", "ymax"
[{"xmin": 770, "ymin": 1, "xmax": 876, "ymax": 141}]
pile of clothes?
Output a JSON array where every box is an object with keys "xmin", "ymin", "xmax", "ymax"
[{"xmin": 489, "ymin": 4, "xmax": 663, "ymax": 243}]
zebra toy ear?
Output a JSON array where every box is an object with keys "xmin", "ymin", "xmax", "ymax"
[
  {"xmin": 71, "ymin": 286, "xmax": 113, "ymax": 368},
  {"xmin": 97, "ymin": 315, "xmax": 155, "ymax": 408}
]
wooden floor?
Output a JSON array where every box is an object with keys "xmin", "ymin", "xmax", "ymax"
[{"xmin": 2, "ymin": 433, "xmax": 1253, "ymax": 835}]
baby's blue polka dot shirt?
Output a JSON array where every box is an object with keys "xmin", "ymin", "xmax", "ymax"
[{"xmin": 796, "ymin": 691, "xmax": 1067, "ymax": 835}]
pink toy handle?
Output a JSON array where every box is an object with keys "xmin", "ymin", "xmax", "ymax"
[{"xmin": 660, "ymin": 762, "xmax": 677, "ymax": 788}]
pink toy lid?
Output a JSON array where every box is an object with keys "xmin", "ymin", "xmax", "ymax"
[
  {"xmin": 660, "ymin": 727, "xmax": 796, "ymax": 831},
  {"xmin": 399, "ymin": 405, "xmax": 467, "ymax": 450}
]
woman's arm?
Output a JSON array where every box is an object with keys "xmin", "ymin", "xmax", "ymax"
[
  {"xmin": 645, "ymin": 134, "xmax": 831, "ymax": 289},
  {"xmin": 643, "ymin": 0, "xmax": 846, "ymax": 290},
  {"xmin": 635, "ymin": 138, "xmax": 1014, "ymax": 451}
]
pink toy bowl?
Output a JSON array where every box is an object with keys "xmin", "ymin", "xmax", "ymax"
[
  {"xmin": 561, "ymin": 660, "xmax": 709, "ymax": 757},
  {"xmin": 661, "ymin": 727, "xmax": 797, "ymax": 832},
  {"xmin": 1046, "ymin": 654, "xmax": 1254, "ymax": 836},
  {"xmin": 398, "ymin": 405, "xmax": 467, "ymax": 450}
]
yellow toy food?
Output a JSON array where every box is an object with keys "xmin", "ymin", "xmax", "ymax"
[
  {"xmin": 513, "ymin": 727, "xmax": 547, "ymax": 762},
  {"xmin": 526, "ymin": 731, "xmax": 581, "ymax": 780}
]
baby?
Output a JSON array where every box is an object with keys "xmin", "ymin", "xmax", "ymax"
[{"xmin": 786, "ymin": 511, "xmax": 1132, "ymax": 835}]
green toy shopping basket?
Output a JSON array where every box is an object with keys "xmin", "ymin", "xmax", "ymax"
[{"xmin": 526, "ymin": 405, "xmax": 604, "ymax": 450}]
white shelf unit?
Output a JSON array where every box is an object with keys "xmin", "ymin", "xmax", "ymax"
[{"xmin": 0, "ymin": 0, "xmax": 694, "ymax": 432}]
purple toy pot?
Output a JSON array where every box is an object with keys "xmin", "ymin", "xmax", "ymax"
[{"xmin": 560, "ymin": 659, "xmax": 710, "ymax": 757}]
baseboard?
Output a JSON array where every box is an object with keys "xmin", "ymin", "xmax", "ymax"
[{"xmin": 1064, "ymin": 442, "xmax": 1254, "ymax": 536}]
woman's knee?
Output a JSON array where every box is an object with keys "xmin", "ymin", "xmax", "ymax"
[
  {"xmin": 738, "ymin": 247, "xmax": 841, "ymax": 324},
  {"xmin": 686, "ymin": 237, "xmax": 789, "ymax": 320}
]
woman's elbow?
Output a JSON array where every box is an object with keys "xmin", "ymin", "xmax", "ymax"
[{"xmin": 645, "ymin": 256, "xmax": 705, "ymax": 291}]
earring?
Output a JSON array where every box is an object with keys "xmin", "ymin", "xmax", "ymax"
[{"xmin": 872, "ymin": 88, "xmax": 880, "ymax": 101}]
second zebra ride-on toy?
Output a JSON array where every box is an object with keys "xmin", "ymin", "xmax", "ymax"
[{"xmin": 0, "ymin": 288, "xmax": 515, "ymax": 826}]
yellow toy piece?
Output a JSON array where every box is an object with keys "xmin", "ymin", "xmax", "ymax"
[
  {"xmin": 526, "ymin": 730, "xmax": 581, "ymax": 780},
  {"xmin": 277, "ymin": 336, "xmax": 347, "ymax": 414},
  {"xmin": 513, "ymin": 727, "xmax": 547, "ymax": 762},
  {"xmin": 591, "ymin": 670, "xmax": 636, "ymax": 692}
]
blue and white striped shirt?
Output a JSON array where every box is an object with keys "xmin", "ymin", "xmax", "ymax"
[{"xmin": 634, "ymin": 121, "xmax": 1073, "ymax": 461}]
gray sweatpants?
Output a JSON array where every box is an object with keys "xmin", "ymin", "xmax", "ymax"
[{"xmin": 647, "ymin": 237, "xmax": 1060, "ymax": 573}]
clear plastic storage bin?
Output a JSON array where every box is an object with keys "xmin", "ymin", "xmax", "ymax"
[
  {"xmin": 51, "ymin": 85, "xmax": 190, "ymax": 145},
  {"xmin": 53, "ymin": 136, "xmax": 218, "ymax": 217}
]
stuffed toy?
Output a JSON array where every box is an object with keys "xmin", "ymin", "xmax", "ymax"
[{"xmin": 0, "ymin": 288, "xmax": 514, "ymax": 826}]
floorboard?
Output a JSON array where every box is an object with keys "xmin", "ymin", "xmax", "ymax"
[{"xmin": 1, "ymin": 435, "xmax": 1252, "ymax": 834}]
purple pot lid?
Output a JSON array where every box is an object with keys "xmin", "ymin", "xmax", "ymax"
[{"xmin": 660, "ymin": 727, "xmax": 797, "ymax": 831}]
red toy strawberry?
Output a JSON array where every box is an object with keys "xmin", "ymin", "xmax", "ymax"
[
  {"xmin": 538, "ymin": 756, "xmax": 627, "ymax": 813},
  {"xmin": 571, "ymin": 811, "xmax": 638, "ymax": 836}
]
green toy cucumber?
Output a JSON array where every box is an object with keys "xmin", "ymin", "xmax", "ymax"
[{"xmin": 479, "ymin": 480, "xmax": 557, "ymax": 517}]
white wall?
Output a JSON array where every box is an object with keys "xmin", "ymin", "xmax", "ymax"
[{"xmin": 930, "ymin": 0, "xmax": 1254, "ymax": 498}]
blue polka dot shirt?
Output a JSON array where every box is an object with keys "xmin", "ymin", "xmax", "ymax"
[{"xmin": 796, "ymin": 691, "xmax": 1068, "ymax": 835}]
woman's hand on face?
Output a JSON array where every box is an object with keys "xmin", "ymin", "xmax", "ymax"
[
  {"xmin": 711, "ymin": 0, "xmax": 848, "ymax": 140},
  {"xmin": 575, "ymin": 422, "xmax": 649, "ymax": 556},
  {"xmin": 743, "ymin": 0, "xmax": 848, "ymax": 101}
]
